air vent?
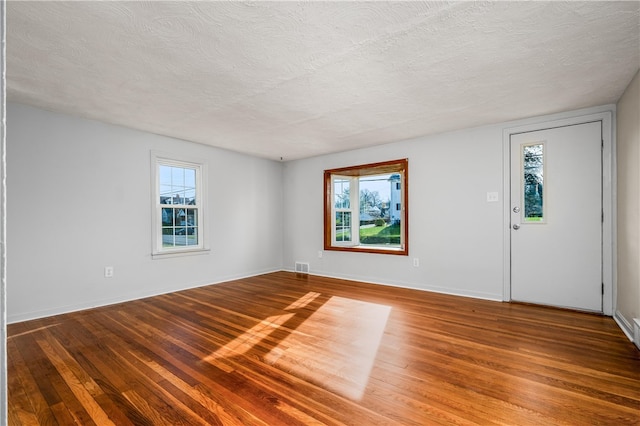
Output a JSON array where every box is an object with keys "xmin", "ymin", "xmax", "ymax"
[{"xmin": 294, "ymin": 262, "xmax": 310, "ymax": 274}]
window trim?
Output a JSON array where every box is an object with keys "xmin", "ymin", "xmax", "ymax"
[
  {"xmin": 520, "ymin": 141, "xmax": 546, "ymax": 224},
  {"xmin": 151, "ymin": 151, "xmax": 209, "ymax": 259},
  {"xmin": 331, "ymin": 175, "xmax": 358, "ymax": 246},
  {"xmin": 324, "ymin": 159, "xmax": 408, "ymax": 256}
]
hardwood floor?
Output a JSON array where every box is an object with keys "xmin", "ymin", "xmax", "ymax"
[{"xmin": 7, "ymin": 271, "xmax": 640, "ymax": 425}]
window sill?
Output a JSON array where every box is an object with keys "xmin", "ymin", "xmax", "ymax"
[
  {"xmin": 324, "ymin": 245, "xmax": 407, "ymax": 256},
  {"xmin": 152, "ymin": 248, "xmax": 211, "ymax": 260}
]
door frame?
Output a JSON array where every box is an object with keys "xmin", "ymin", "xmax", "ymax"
[{"xmin": 502, "ymin": 109, "xmax": 614, "ymax": 315}]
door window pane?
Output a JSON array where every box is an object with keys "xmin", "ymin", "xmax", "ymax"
[{"xmin": 523, "ymin": 144, "xmax": 544, "ymax": 222}]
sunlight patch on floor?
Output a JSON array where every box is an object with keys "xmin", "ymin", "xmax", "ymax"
[
  {"xmin": 265, "ymin": 296, "xmax": 391, "ymax": 401},
  {"xmin": 204, "ymin": 291, "xmax": 391, "ymax": 401},
  {"xmin": 207, "ymin": 312, "xmax": 295, "ymax": 359},
  {"xmin": 206, "ymin": 291, "xmax": 323, "ymax": 361},
  {"xmin": 284, "ymin": 291, "xmax": 322, "ymax": 310}
]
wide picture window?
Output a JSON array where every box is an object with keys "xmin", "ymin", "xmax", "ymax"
[
  {"xmin": 152, "ymin": 154, "xmax": 206, "ymax": 257},
  {"xmin": 324, "ymin": 159, "xmax": 408, "ymax": 255}
]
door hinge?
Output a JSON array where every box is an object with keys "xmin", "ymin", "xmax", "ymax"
[
  {"xmin": 602, "ymin": 210, "xmax": 604, "ymax": 223},
  {"xmin": 602, "ymin": 283, "xmax": 605, "ymax": 295}
]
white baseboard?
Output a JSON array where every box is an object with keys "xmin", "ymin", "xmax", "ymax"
[
  {"xmin": 613, "ymin": 310, "xmax": 634, "ymax": 343},
  {"xmin": 282, "ymin": 268, "xmax": 503, "ymax": 302},
  {"xmin": 7, "ymin": 267, "xmax": 282, "ymax": 324},
  {"xmin": 620, "ymin": 315, "xmax": 640, "ymax": 350}
]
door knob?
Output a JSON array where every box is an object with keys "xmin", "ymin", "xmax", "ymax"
[{"xmin": 513, "ymin": 224, "xmax": 520, "ymax": 230}]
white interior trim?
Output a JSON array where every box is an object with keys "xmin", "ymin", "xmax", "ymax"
[
  {"xmin": 502, "ymin": 107, "xmax": 615, "ymax": 315},
  {"xmin": 613, "ymin": 310, "xmax": 634, "ymax": 341},
  {"xmin": 1, "ymin": 1, "xmax": 7, "ymax": 421},
  {"xmin": 150, "ymin": 150, "xmax": 210, "ymax": 258}
]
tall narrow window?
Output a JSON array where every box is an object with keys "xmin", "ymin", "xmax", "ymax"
[
  {"xmin": 324, "ymin": 159, "xmax": 408, "ymax": 255},
  {"xmin": 333, "ymin": 177, "xmax": 353, "ymax": 243},
  {"xmin": 522, "ymin": 143, "xmax": 544, "ymax": 222},
  {"xmin": 152, "ymin": 153, "xmax": 207, "ymax": 257}
]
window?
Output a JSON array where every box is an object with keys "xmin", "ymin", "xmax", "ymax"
[
  {"xmin": 324, "ymin": 159, "xmax": 408, "ymax": 255},
  {"xmin": 522, "ymin": 143, "xmax": 545, "ymax": 222},
  {"xmin": 152, "ymin": 153, "xmax": 207, "ymax": 257}
]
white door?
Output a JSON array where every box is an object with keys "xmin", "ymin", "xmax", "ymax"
[{"xmin": 510, "ymin": 121, "xmax": 602, "ymax": 312}]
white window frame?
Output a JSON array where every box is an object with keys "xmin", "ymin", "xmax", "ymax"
[
  {"xmin": 331, "ymin": 175, "xmax": 360, "ymax": 247},
  {"xmin": 520, "ymin": 141, "xmax": 546, "ymax": 224},
  {"xmin": 151, "ymin": 152, "xmax": 209, "ymax": 259}
]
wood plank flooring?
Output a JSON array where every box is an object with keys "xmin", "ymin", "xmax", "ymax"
[{"xmin": 7, "ymin": 271, "xmax": 640, "ymax": 425}]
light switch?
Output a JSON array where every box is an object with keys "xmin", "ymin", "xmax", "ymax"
[
  {"xmin": 486, "ymin": 192, "xmax": 499, "ymax": 202},
  {"xmin": 104, "ymin": 266, "xmax": 114, "ymax": 278}
]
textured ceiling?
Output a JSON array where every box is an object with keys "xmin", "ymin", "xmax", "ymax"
[{"xmin": 7, "ymin": 1, "xmax": 640, "ymax": 161}]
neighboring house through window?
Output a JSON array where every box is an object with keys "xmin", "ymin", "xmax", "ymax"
[
  {"xmin": 151, "ymin": 152, "xmax": 207, "ymax": 258},
  {"xmin": 324, "ymin": 159, "xmax": 408, "ymax": 255}
]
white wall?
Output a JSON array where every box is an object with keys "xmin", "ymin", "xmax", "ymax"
[
  {"xmin": 283, "ymin": 106, "xmax": 615, "ymax": 302},
  {"xmin": 284, "ymin": 125, "xmax": 505, "ymax": 300},
  {"xmin": 7, "ymin": 101, "xmax": 619, "ymax": 322},
  {"xmin": 616, "ymin": 69, "xmax": 640, "ymax": 337},
  {"xmin": 7, "ymin": 103, "xmax": 283, "ymax": 323}
]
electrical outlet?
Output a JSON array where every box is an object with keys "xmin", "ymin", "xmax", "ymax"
[
  {"xmin": 413, "ymin": 258, "xmax": 419, "ymax": 267},
  {"xmin": 318, "ymin": 251, "xmax": 323, "ymax": 258},
  {"xmin": 104, "ymin": 266, "xmax": 114, "ymax": 278}
]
